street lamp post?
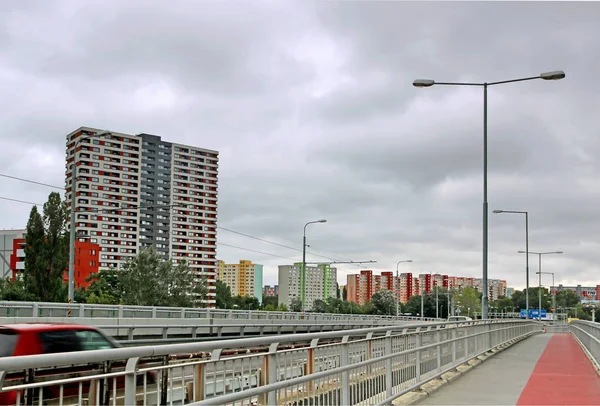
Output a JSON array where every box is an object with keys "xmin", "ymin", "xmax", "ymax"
[
  {"xmin": 396, "ymin": 260, "xmax": 413, "ymax": 318},
  {"xmin": 68, "ymin": 130, "xmax": 112, "ymax": 304},
  {"xmin": 414, "ymin": 70, "xmax": 565, "ymax": 319},
  {"xmin": 302, "ymin": 219, "xmax": 327, "ymax": 312},
  {"xmin": 518, "ymin": 250, "xmax": 562, "ymax": 320},
  {"xmin": 493, "ymin": 209, "xmax": 529, "ymax": 319},
  {"xmin": 539, "ymin": 271, "xmax": 556, "ymax": 315}
]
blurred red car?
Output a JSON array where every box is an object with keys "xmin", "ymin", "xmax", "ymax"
[{"xmin": 0, "ymin": 323, "xmax": 156, "ymax": 405}]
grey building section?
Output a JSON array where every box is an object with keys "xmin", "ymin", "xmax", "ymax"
[{"xmin": 139, "ymin": 134, "xmax": 173, "ymax": 258}]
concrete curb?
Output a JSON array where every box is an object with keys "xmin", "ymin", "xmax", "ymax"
[{"xmin": 393, "ymin": 333, "xmax": 536, "ymax": 405}]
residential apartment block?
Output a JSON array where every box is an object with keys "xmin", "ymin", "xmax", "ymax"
[
  {"xmin": 5, "ymin": 231, "xmax": 100, "ymax": 290},
  {"xmin": 217, "ymin": 260, "xmax": 264, "ymax": 303},
  {"xmin": 65, "ymin": 126, "xmax": 219, "ymax": 304},
  {"xmin": 346, "ymin": 270, "xmax": 510, "ymax": 305},
  {"xmin": 263, "ymin": 285, "xmax": 279, "ymax": 297},
  {"xmin": 278, "ymin": 263, "xmax": 337, "ymax": 310},
  {"xmin": 551, "ymin": 284, "xmax": 600, "ymax": 300}
]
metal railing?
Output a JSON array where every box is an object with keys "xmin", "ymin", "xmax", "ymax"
[
  {"xmin": 569, "ymin": 320, "xmax": 600, "ymax": 369},
  {"xmin": 0, "ymin": 319, "xmax": 537, "ymax": 405},
  {"xmin": 0, "ymin": 300, "xmax": 438, "ymax": 322}
]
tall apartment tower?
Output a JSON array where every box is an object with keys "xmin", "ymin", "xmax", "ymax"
[
  {"xmin": 278, "ymin": 263, "xmax": 337, "ymax": 310},
  {"xmin": 65, "ymin": 126, "xmax": 219, "ymax": 305}
]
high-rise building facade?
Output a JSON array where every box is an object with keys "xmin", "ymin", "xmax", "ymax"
[
  {"xmin": 278, "ymin": 263, "xmax": 337, "ymax": 310},
  {"xmin": 65, "ymin": 126, "xmax": 219, "ymax": 305},
  {"xmin": 217, "ymin": 260, "xmax": 264, "ymax": 303}
]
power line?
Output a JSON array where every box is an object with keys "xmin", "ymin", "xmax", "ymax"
[
  {"xmin": 0, "ymin": 173, "xmax": 63, "ymax": 190},
  {"xmin": 217, "ymin": 226, "xmax": 341, "ymax": 262},
  {"xmin": 0, "ymin": 173, "xmax": 372, "ymax": 272},
  {"xmin": 218, "ymin": 242, "xmax": 298, "ymax": 261},
  {"xmin": 0, "ymin": 196, "xmax": 43, "ymax": 206}
]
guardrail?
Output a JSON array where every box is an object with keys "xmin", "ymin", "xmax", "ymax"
[
  {"xmin": 0, "ymin": 300, "xmax": 438, "ymax": 322},
  {"xmin": 570, "ymin": 320, "xmax": 600, "ymax": 369},
  {"xmin": 0, "ymin": 319, "xmax": 538, "ymax": 405}
]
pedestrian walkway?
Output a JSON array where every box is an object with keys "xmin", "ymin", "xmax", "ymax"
[{"xmin": 418, "ymin": 333, "xmax": 600, "ymax": 405}]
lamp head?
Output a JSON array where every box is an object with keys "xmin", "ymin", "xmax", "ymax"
[
  {"xmin": 413, "ymin": 79, "xmax": 435, "ymax": 87},
  {"xmin": 540, "ymin": 70, "xmax": 566, "ymax": 80},
  {"xmin": 318, "ymin": 219, "xmax": 327, "ymax": 223},
  {"xmin": 492, "ymin": 210, "xmax": 504, "ymax": 214}
]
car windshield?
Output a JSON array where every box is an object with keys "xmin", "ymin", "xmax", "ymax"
[
  {"xmin": 74, "ymin": 330, "xmax": 117, "ymax": 351},
  {"xmin": 39, "ymin": 329, "xmax": 117, "ymax": 353},
  {"xmin": 0, "ymin": 331, "xmax": 18, "ymax": 357}
]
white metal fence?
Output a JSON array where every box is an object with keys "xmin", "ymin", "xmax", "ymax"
[
  {"xmin": 0, "ymin": 320, "xmax": 538, "ymax": 405},
  {"xmin": 0, "ymin": 301, "xmax": 437, "ymax": 322},
  {"xmin": 569, "ymin": 320, "xmax": 600, "ymax": 370}
]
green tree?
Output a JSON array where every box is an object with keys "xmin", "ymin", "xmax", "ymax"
[
  {"xmin": 215, "ymin": 280, "xmax": 233, "ymax": 309},
  {"xmin": 0, "ymin": 277, "xmax": 37, "ymax": 301},
  {"xmin": 454, "ymin": 287, "xmax": 481, "ymax": 318},
  {"xmin": 370, "ymin": 290, "xmax": 396, "ymax": 315},
  {"xmin": 404, "ymin": 294, "xmax": 437, "ymax": 318},
  {"xmin": 23, "ymin": 193, "xmax": 69, "ymax": 302},
  {"xmin": 312, "ymin": 299, "xmax": 327, "ymax": 313},
  {"xmin": 555, "ymin": 290, "xmax": 580, "ymax": 309},
  {"xmin": 118, "ymin": 247, "xmax": 203, "ymax": 307},
  {"xmin": 339, "ymin": 300, "xmax": 363, "ymax": 314},
  {"xmin": 232, "ymin": 295, "xmax": 259, "ymax": 310},
  {"xmin": 82, "ymin": 269, "xmax": 123, "ymax": 304},
  {"xmin": 342, "ymin": 287, "xmax": 348, "ymax": 301},
  {"xmin": 491, "ymin": 297, "xmax": 514, "ymax": 313},
  {"xmin": 262, "ymin": 295, "xmax": 278, "ymax": 308},
  {"xmin": 290, "ymin": 297, "xmax": 302, "ymax": 312}
]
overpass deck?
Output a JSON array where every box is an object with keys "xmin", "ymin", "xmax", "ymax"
[{"xmin": 417, "ymin": 333, "xmax": 600, "ymax": 405}]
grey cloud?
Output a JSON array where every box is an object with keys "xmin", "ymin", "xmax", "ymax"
[{"xmin": 0, "ymin": 1, "xmax": 598, "ymax": 290}]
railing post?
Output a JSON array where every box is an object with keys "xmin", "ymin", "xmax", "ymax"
[
  {"xmin": 451, "ymin": 329, "xmax": 457, "ymax": 364},
  {"xmin": 341, "ymin": 335, "xmax": 351, "ymax": 405},
  {"xmin": 436, "ymin": 328, "xmax": 442, "ymax": 372},
  {"xmin": 152, "ymin": 306, "xmax": 157, "ymax": 318},
  {"xmin": 124, "ymin": 357, "xmax": 140, "ymax": 406},
  {"xmin": 305, "ymin": 338, "xmax": 319, "ymax": 393},
  {"xmin": 181, "ymin": 307, "xmax": 185, "ymax": 318},
  {"xmin": 118, "ymin": 305, "xmax": 124, "ymax": 319},
  {"xmin": 259, "ymin": 342, "xmax": 280, "ymax": 405},
  {"xmin": 32, "ymin": 302, "xmax": 38, "ymax": 318},
  {"xmin": 385, "ymin": 330, "xmax": 393, "ymax": 399},
  {"xmin": 78, "ymin": 303, "xmax": 85, "ymax": 318},
  {"xmin": 415, "ymin": 329, "xmax": 422, "ymax": 383}
]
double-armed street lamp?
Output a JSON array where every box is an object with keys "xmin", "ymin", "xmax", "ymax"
[
  {"xmin": 518, "ymin": 250, "xmax": 562, "ymax": 320},
  {"xmin": 302, "ymin": 219, "xmax": 327, "ymax": 312},
  {"xmin": 395, "ymin": 260, "xmax": 413, "ymax": 318},
  {"xmin": 414, "ymin": 70, "xmax": 565, "ymax": 319}
]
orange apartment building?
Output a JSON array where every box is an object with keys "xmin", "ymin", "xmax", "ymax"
[
  {"xmin": 10, "ymin": 238, "xmax": 100, "ymax": 289},
  {"xmin": 347, "ymin": 270, "xmax": 509, "ymax": 305}
]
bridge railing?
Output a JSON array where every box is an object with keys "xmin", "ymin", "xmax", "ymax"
[
  {"xmin": 570, "ymin": 320, "xmax": 600, "ymax": 369},
  {"xmin": 0, "ymin": 319, "xmax": 537, "ymax": 405},
  {"xmin": 0, "ymin": 300, "xmax": 439, "ymax": 322}
]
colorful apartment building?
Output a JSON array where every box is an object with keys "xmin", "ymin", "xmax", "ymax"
[
  {"xmin": 278, "ymin": 263, "xmax": 337, "ymax": 310},
  {"xmin": 9, "ymin": 237, "xmax": 100, "ymax": 289},
  {"xmin": 346, "ymin": 270, "xmax": 511, "ymax": 305},
  {"xmin": 217, "ymin": 260, "xmax": 263, "ymax": 302},
  {"xmin": 263, "ymin": 285, "xmax": 279, "ymax": 297}
]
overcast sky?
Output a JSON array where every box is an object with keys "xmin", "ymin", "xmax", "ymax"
[{"xmin": 1, "ymin": 1, "xmax": 598, "ymax": 290}]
